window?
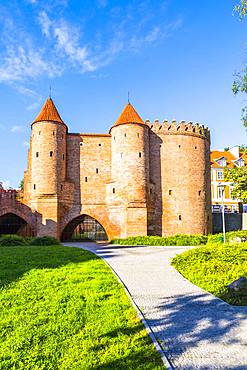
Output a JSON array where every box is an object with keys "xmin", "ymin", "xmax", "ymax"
[
  {"xmin": 61, "ymin": 184, "xmax": 63, "ymax": 190},
  {"xmin": 216, "ymin": 158, "xmax": 226, "ymax": 167},
  {"xmin": 124, "ymin": 133, "xmax": 126, "ymax": 137},
  {"xmin": 50, "ymin": 151, "xmax": 53, "ymax": 157},
  {"xmin": 217, "ymin": 170, "xmax": 224, "ymax": 180},
  {"xmin": 36, "ymin": 152, "xmax": 39, "ymax": 158},
  {"xmin": 85, "ymin": 177, "xmax": 88, "ymax": 182},
  {"xmin": 150, "ymin": 188, "xmax": 153, "ymax": 194},
  {"xmin": 198, "ymin": 190, "xmax": 201, "ymax": 196},
  {"xmin": 139, "ymin": 152, "xmax": 142, "ymax": 158},
  {"xmin": 80, "ymin": 142, "xmax": 83, "ymax": 146},
  {"xmin": 33, "ymin": 184, "xmax": 36, "ymax": 190},
  {"xmin": 218, "ymin": 187, "xmax": 224, "ymax": 199},
  {"xmin": 96, "ymin": 168, "xmax": 99, "ymax": 173},
  {"xmin": 113, "ymin": 188, "xmax": 115, "ymax": 194},
  {"xmin": 53, "ymin": 131, "xmax": 55, "ymax": 136},
  {"xmin": 179, "ymin": 215, "xmax": 182, "ymax": 220},
  {"xmin": 63, "ymin": 154, "xmax": 65, "ymax": 160},
  {"xmin": 178, "ymin": 145, "xmax": 181, "ymax": 148},
  {"xmin": 114, "ymin": 136, "xmax": 116, "ymax": 140},
  {"xmin": 121, "ymin": 153, "xmax": 123, "ymax": 158},
  {"xmin": 137, "ymin": 133, "xmax": 140, "ymax": 137},
  {"xmin": 169, "ymin": 190, "xmax": 172, "ymax": 195},
  {"xmin": 39, "ymin": 131, "xmax": 41, "ymax": 135},
  {"xmin": 195, "ymin": 146, "xmax": 197, "ymax": 149},
  {"xmin": 99, "ymin": 143, "xmax": 101, "ymax": 147}
]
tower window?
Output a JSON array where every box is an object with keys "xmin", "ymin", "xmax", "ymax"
[
  {"xmin": 139, "ymin": 152, "xmax": 142, "ymax": 158},
  {"xmin": 124, "ymin": 133, "xmax": 126, "ymax": 137},
  {"xmin": 33, "ymin": 184, "xmax": 36, "ymax": 190},
  {"xmin": 178, "ymin": 145, "xmax": 181, "ymax": 148},
  {"xmin": 50, "ymin": 151, "xmax": 53, "ymax": 157},
  {"xmin": 63, "ymin": 154, "xmax": 65, "ymax": 160},
  {"xmin": 99, "ymin": 143, "xmax": 101, "ymax": 146},
  {"xmin": 36, "ymin": 152, "xmax": 39, "ymax": 158},
  {"xmin": 114, "ymin": 136, "xmax": 116, "ymax": 140},
  {"xmin": 39, "ymin": 131, "xmax": 41, "ymax": 135},
  {"xmin": 179, "ymin": 215, "xmax": 182, "ymax": 220},
  {"xmin": 169, "ymin": 190, "xmax": 172, "ymax": 195},
  {"xmin": 53, "ymin": 131, "xmax": 55, "ymax": 136},
  {"xmin": 96, "ymin": 168, "xmax": 99, "ymax": 174},
  {"xmin": 113, "ymin": 188, "xmax": 115, "ymax": 194},
  {"xmin": 137, "ymin": 133, "xmax": 140, "ymax": 137},
  {"xmin": 199, "ymin": 190, "xmax": 201, "ymax": 196},
  {"xmin": 85, "ymin": 177, "xmax": 87, "ymax": 182},
  {"xmin": 61, "ymin": 184, "xmax": 63, "ymax": 191},
  {"xmin": 195, "ymin": 146, "xmax": 197, "ymax": 149},
  {"xmin": 80, "ymin": 142, "xmax": 83, "ymax": 146}
]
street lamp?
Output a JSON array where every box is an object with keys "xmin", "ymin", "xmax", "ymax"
[{"xmin": 217, "ymin": 182, "xmax": 226, "ymax": 243}]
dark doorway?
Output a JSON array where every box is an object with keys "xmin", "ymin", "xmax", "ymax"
[
  {"xmin": 61, "ymin": 214, "xmax": 108, "ymax": 241},
  {"xmin": 0, "ymin": 213, "xmax": 33, "ymax": 237}
]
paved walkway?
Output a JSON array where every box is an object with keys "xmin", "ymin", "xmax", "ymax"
[{"xmin": 64, "ymin": 243, "xmax": 247, "ymax": 370}]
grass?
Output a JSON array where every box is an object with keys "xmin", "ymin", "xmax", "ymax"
[
  {"xmin": 0, "ymin": 245, "xmax": 164, "ymax": 370},
  {"xmin": 172, "ymin": 242, "xmax": 247, "ymax": 306},
  {"xmin": 110, "ymin": 234, "xmax": 208, "ymax": 246}
]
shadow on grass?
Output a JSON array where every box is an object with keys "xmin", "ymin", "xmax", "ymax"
[{"xmin": 0, "ymin": 244, "xmax": 98, "ymax": 288}]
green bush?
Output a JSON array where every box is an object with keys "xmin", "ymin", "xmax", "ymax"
[
  {"xmin": 31, "ymin": 236, "xmax": 61, "ymax": 246},
  {"xmin": 0, "ymin": 235, "xmax": 28, "ymax": 246},
  {"xmin": 110, "ymin": 234, "xmax": 208, "ymax": 246},
  {"xmin": 207, "ymin": 231, "xmax": 247, "ymax": 245},
  {"xmin": 172, "ymin": 242, "xmax": 247, "ymax": 305}
]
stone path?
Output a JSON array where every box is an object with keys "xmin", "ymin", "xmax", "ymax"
[{"xmin": 64, "ymin": 243, "xmax": 247, "ymax": 370}]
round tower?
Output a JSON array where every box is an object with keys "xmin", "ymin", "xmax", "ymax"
[
  {"xmin": 29, "ymin": 97, "xmax": 67, "ymax": 201},
  {"xmin": 156, "ymin": 121, "xmax": 211, "ymax": 235},
  {"xmin": 109, "ymin": 102, "xmax": 149, "ymax": 237}
]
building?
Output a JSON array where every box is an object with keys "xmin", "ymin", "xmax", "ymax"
[
  {"xmin": 211, "ymin": 146, "xmax": 247, "ymax": 213},
  {"xmin": 0, "ymin": 97, "xmax": 212, "ymax": 240}
]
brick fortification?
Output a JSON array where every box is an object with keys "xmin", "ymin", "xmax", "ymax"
[{"xmin": 22, "ymin": 98, "xmax": 212, "ymax": 240}]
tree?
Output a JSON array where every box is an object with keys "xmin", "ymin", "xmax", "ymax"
[
  {"xmin": 232, "ymin": 1, "xmax": 247, "ymax": 129},
  {"xmin": 224, "ymin": 166, "xmax": 247, "ymax": 203},
  {"xmin": 19, "ymin": 179, "xmax": 24, "ymax": 191}
]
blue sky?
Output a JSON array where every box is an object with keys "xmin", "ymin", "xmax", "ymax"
[{"xmin": 0, "ymin": 0, "xmax": 246, "ymax": 188}]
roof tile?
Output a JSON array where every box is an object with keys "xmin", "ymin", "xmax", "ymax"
[{"xmin": 32, "ymin": 97, "xmax": 64, "ymax": 125}]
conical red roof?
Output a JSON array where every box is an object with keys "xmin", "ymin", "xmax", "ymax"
[
  {"xmin": 113, "ymin": 102, "xmax": 144, "ymax": 126},
  {"xmin": 32, "ymin": 97, "xmax": 64, "ymax": 125}
]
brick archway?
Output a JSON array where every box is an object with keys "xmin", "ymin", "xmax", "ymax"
[
  {"xmin": 60, "ymin": 208, "xmax": 119, "ymax": 241},
  {"xmin": 0, "ymin": 203, "xmax": 37, "ymax": 236},
  {"xmin": 0, "ymin": 212, "xmax": 34, "ymax": 237},
  {"xmin": 61, "ymin": 214, "xmax": 108, "ymax": 241}
]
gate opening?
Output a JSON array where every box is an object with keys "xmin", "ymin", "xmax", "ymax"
[
  {"xmin": 0, "ymin": 213, "xmax": 34, "ymax": 237},
  {"xmin": 61, "ymin": 214, "xmax": 108, "ymax": 242}
]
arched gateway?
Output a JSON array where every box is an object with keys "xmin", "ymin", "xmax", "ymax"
[
  {"xmin": 0, "ymin": 213, "xmax": 34, "ymax": 237},
  {"xmin": 61, "ymin": 214, "xmax": 108, "ymax": 242}
]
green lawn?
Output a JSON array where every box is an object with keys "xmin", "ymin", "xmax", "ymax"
[
  {"xmin": 0, "ymin": 245, "xmax": 163, "ymax": 370},
  {"xmin": 172, "ymin": 243, "xmax": 247, "ymax": 306}
]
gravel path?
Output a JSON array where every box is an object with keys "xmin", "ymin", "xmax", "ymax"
[{"xmin": 65, "ymin": 243, "xmax": 247, "ymax": 370}]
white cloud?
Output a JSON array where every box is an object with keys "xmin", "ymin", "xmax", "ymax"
[
  {"xmin": 16, "ymin": 85, "xmax": 43, "ymax": 110},
  {"xmin": 1, "ymin": 180, "xmax": 10, "ymax": 189},
  {"xmin": 23, "ymin": 140, "xmax": 29, "ymax": 148},
  {"xmin": 39, "ymin": 12, "xmax": 95, "ymax": 72},
  {"xmin": 11, "ymin": 125, "xmax": 26, "ymax": 133},
  {"xmin": 0, "ymin": 45, "xmax": 61, "ymax": 83}
]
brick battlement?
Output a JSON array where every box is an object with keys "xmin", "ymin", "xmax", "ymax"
[
  {"xmin": 0, "ymin": 189, "xmax": 17, "ymax": 199},
  {"xmin": 146, "ymin": 119, "xmax": 210, "ymax": 141}
]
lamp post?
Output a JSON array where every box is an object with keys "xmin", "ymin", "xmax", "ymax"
[{"xmin": 217, "ymin": 182, "xmax": 226, "ymax": 243}]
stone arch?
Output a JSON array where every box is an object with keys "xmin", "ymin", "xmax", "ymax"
[
  {"xmin": 61, "ymin": 214, "xmax": 109, "ymax": 242},
  {"xmin": 0, "ymin": 212, "xmax": 34, "ymax": 237},
  {"xmin": 0, "ymin": 205, "xmax": 37, "ymax": 236}
]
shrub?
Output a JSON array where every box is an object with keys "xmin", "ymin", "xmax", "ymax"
[
  {"xmin": 207, "ymin": 231, "xmax": 247, "ymax": 245},
  {"xmin": 30, "ymin": 236, "xmax": 61, "ymax": 246},
  {"xmin": 0, "ymin": 234, "xmax": 28, "ymax": 246},
  {"xmin": 110, "ymin": 234, "xmax": 208, "ymax": 246}
]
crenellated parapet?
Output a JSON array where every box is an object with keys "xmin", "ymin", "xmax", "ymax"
[{"xmin": 145, "ymin": 119, "xmax": 210, "ymax": 142}]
